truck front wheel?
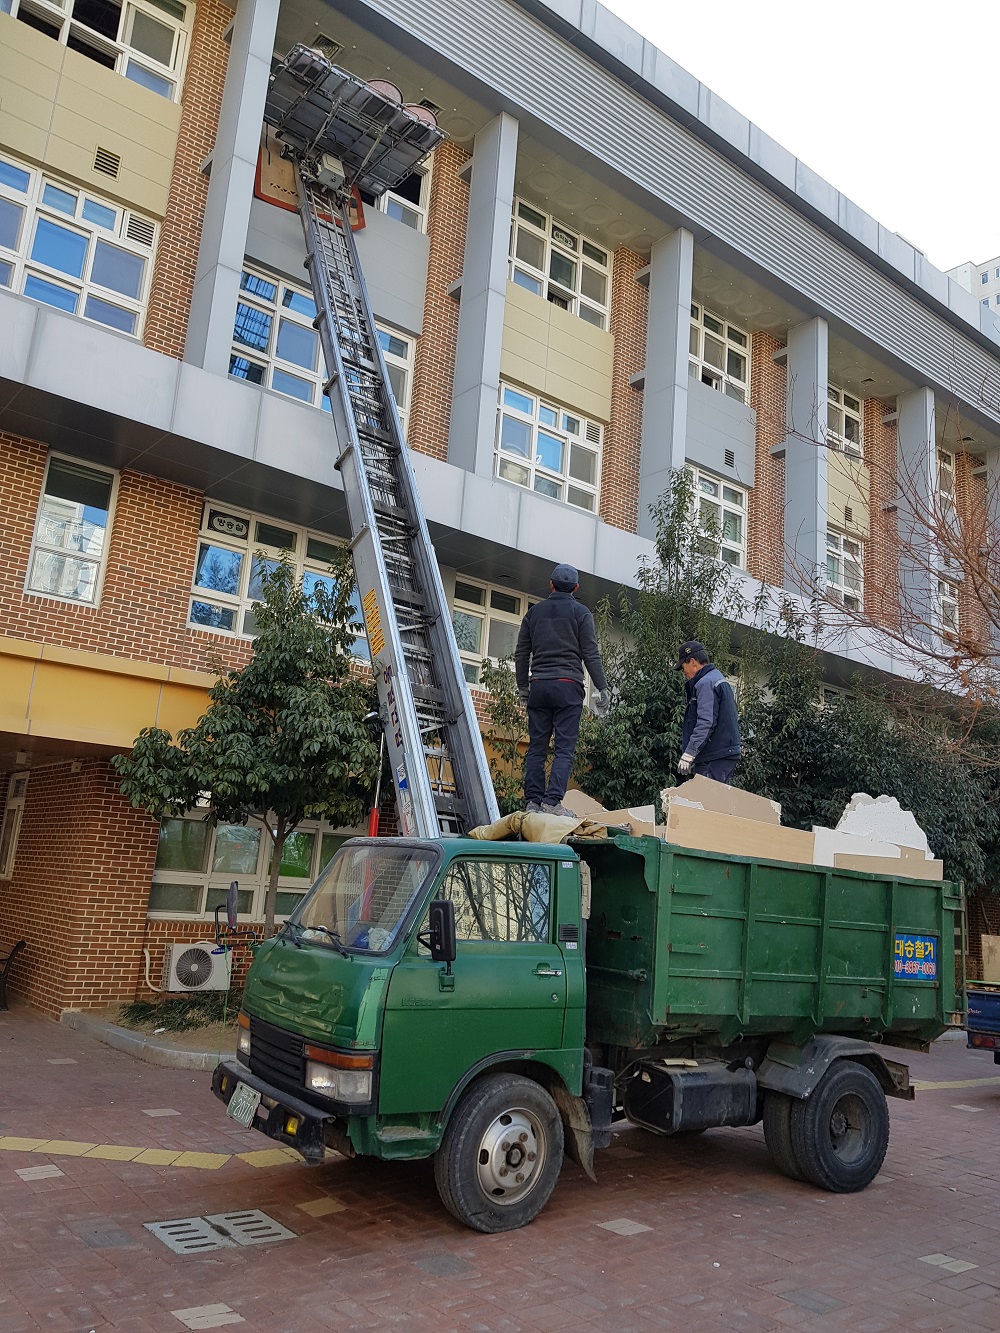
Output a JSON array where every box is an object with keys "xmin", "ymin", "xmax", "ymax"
[
  {"xmin": 789, "ymin": 1061, "xmax": 889, "ymax": 1193},
  {"xmin": 434, "ymin": 1073, "xmax": 565, "ymax": 1233}
]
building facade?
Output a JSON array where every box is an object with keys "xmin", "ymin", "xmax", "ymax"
[{"xmin": 2, "ymin": 0, "xmax": 1000, "ymax": 1013}]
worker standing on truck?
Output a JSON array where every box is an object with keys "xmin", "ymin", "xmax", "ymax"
[
  {"xmin": 676, "ymin": 640, "xmax": 741, "ymax": 784},
  {"xmin": 516, "ymin": 563, "xmax": 611, "ymax": 816}
]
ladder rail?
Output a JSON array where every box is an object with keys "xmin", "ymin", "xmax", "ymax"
[{"xmin": 293, "ymin": 168, "xmax": 499, "ymax": 837}]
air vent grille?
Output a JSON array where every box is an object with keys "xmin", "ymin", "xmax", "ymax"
[
  {"xmin": 419, "ymin": 96, "xmax": 443, "ymax": 115},
  {"xmin": 844, "ymin": 505, "xmax": 854, "ymax": 525},
  {"xmin": 724, "ymin": 448, "xmax": 735, "ymax": 468},
  {"xmin": 312, "ymin": 33, "xmax": 342, "ymax": 59},
  {"xmin": 125, "ymin": 213, "xmax": 156, "ymax": 247},
  {"xmin": 585, "ymin": 421, "xmax": 601, "ymax": 445},
  {"xmin": 93, "ymin": 146, "xmax": 121, "ymax": 179}
]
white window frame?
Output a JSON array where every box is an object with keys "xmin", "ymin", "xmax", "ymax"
[
  {"xmin": 826, "ymin": 529, "xmax": 864, "ymax": 611},
  {"xmin": 374, "ymin": 165, "xmax": 430, "ymax": 234},
  {"xmin": 689, "ymin": 303, "xmax": 750, "ymax": 403},
  {"xmin": 937, "ymin": 447, "xmax": 956, "ymax": 505},
  {"xmin": 686, "ymin": 465, "xmax": 748, "ymax": 569},
  {"xmin": 495, "ymin": 383, "xmax": 603, "ymax": 512},
  {"xmin": 937, "ymin": 578, "xmax": 959, "ymax": 633},
  {"xmin": 229, "ymin": 266, "xmax": 413, "ymax": 428},
  {"xmin": 451, "ymin": 578, "xmax": 536, "ymax": 685},
  {"xmin": 508, "ymin": 198, "xmax": 611, "ymax": 330},
  {"xmin": 147, "ymin": 813, "xmax": 362, "ymax": 922},
  {"xmin": 0, "ymin": 152, "xmax": 157, "ymax": 337},
  {"xmin": 187, "ymin": 502, "xmax": 367, "ymax": 651},
  {"xmin": 25, "ymin": 452, "xmax": 119, "ymax": 607},
  {"xmin": 4, "ymin": 0, "xmax": 193, "ymax": 100},
  {"xmin": 983, "ymin": 272, "xmax": 990, "ymax": 285},
  {"xmin": 0, "ymin": 772, "xmax": 29, "ymax": 881},
  {"xmin": 827, "ymin": 385, "xmax": 863, "ymax": 457}
]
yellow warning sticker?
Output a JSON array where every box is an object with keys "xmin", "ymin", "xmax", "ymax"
[{"xmin": 362, "ymin": 588, "xmax": 385, "ymax": 658}]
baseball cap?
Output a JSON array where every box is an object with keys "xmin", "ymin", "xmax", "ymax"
[
  {"xmin": 550, "ymin": 563, "xmax": 579, "ymax": 591},
  {"xmin": 675, "ymin": 640, "xmax": 707, "ymax": 670}
]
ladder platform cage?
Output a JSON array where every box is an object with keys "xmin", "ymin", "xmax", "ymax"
[{"xmin": 264, "ymin": 45, "xmax": 446, "ymax": 198}]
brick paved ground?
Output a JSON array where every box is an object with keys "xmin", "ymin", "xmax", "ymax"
[{"xmin": 1, "ymin": 1005, "xmax": 998, "ymax": 1333}]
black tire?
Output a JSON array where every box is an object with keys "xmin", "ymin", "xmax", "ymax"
[
  {"xmin": 789, "ymin": 1061, "xmax": 889, "ymax": 1193},
  {"xmin": 763, "ymin": 1091, "xmax": 804, "ymax": 1181},
  {"xmin": 434, "ymin": 1073, "xmax": 564, "ymax": 1233}
]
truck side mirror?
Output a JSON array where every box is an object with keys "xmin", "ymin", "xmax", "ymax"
[
  {"xmin": 426, "ymin": 899, "xmax": 457, "ymax": 967},
  {"xmin": 227, "ymin": 880, "xmax": 239, "ymax": 930}
]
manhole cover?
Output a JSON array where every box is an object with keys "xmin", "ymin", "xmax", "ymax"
[
  {"xmin": 204, "ymin": 1210, "xmax": 296, "ymax": 1246},
  {"xmin": 146, "ymin": 1211, "xmax": 296, "ymax": 1254}
]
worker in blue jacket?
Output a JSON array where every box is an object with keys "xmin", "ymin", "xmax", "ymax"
[{"xmin": 675, "ymin": 640, "xmax": 741, "ymax": 784}]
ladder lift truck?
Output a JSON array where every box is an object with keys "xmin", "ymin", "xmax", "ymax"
[{"xmin": 212, "ymin": 47, "xmax": 965, "ymax": 1232}]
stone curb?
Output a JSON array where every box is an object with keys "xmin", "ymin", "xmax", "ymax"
[{"xmin": 59, "ymin": 1010, "xmax": 234, "ymax": 1071}]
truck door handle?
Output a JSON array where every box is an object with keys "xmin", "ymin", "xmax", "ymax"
[{"xmin": 534, "ymin": 964, "xmax": 563, "ymax": 978}]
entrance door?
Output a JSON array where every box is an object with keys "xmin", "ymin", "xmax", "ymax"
[{"xmin": 380, "ymin": 855, "xmax": 567, "ymax": 1115}]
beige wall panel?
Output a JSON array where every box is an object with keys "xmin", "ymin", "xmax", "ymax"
[
  {"xmin": 55, "ymin": 63, "xmax": 181, "ymax": 157},
  {"xmin": 0, "ymin": 109, "xmax": 50, "ymax": 168},
  {"xmin": 542, "ymin": 365, "xmax": 611, "ymax": 423},
  {"xmin": 0, "ymin": 14, "xmax": 63, "ymax": 79},
  {"xmin": 828, "ymin": 451, "xmax": 871, "ymax": 538},
  {"xmin": 502, "ymin": 281, "xmax": 613, "ymax": 422}
]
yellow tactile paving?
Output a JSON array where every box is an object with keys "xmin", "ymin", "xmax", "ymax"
[
  {"xmin": 0, "ymin": 1137, "xmax": 47, "ymax": 1151},
  {"xmin": 913, "ymin": 1075, "xmax": 1000, "ymax": 1090},
  {"xmin": 131, "ymin": 1148, "xmax": 183, "ymax": 1166},
  {"xmin": 83, "ymin": 1145, "xmax": 145, "ymax": 1161},
  {"xmin": 32, "ymin": 1140, "xmax": 98, "ymax": 1156},
  {"xmin": 237, "ymin": 1147, "xmax": 301, "ymax": 1168},
  {"xmin": 171, "ymin": 1151, "xmax": 231, "ymax": 1170}
]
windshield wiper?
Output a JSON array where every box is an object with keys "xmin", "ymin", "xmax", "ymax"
[{"xmin": 283, "ymin": 919, "xmax": 351, "ymax": 958}]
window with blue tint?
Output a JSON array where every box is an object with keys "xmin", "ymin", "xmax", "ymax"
[
  {"xmin": 248, "ymin": 555, "xmax": 279, "ymax": 600},
  {"xmin": 535, "ymin": 431, "xmax": 563, "ymax": 472},
  {"xmin": 31, "ymin": 218, "xmax": 88, "ymax": 278},
  {"xmin": 91, "ymin": 240, "xmax": 144, "ymax": 298},
  {"xmin": 24, "ymin": 275, "xmax": 77, "ymax": 312},
  {"xmin": 303, "ymin": 570, "xmax": 335, "ymax": 602},
  {"xmin": 502, "ymin": 387, "xmax": 533, "ymax": 414},
  {"xmin": 194, "ymin": 543, "xmax": 243, "ymax": 595},
  {"xmin": 275, "ymin": 318, "xmax": 317, "ymax": 371},
  {"xmin": 0, "ymin": 198, "xmax": 24, "ymax": 251},
  {"xmin": 282, "ymin": 288, "xmax": 316, "ymax": 318},
  {"xmin": 377, "ymin": 328, "xmax": 407, "ymax": 359},
  {"xmin": 534, "ymin": 475, "xmax": 560, "ymax": 498},
  {"xmin": 190, "ymin": 601, "xmax": 236, "ymax": 631},
  {"xmin": 0, "ymin": 160, "xmax": 30, "ymax": 193},
  {"xmin": 42, "ymin": 184, "xmax": 77, "ymax": 215},
  {"xmin": 229, "ymin": 354, "xmax": 265, "ymax": 385},
  {"xmin": 241, "ymin": 270, "xmax": 277, "ymax": 302},
  {"xmin": 499, "ymin": 414, "xmax": 531, "ymax": 457},
  {"xmin": 233, "ymin": 302, "xmax": 271, "ymax": 352},
  {"xmin": 0, "ymin": 260, "xmax": 12, "ymax": 287},
  {"xmin": 512, "ymin": 268, "xmax": 542, "ymax": 296},
  {"xmin": 272, "ymin": 368, "xmax": 312, "ymax": 402},
  {"xmin": 83, "ymin": 295, "xmax": 136, "ymax": 334},
  {"xmin": 538, "ymin": 405, "xmax": 558, "ymax": 427},
  {"xmin": 124, "ymin": 60, "xmax": 173, "ymax": 97},
  {"xmin": 82, "ymin": 199, "xmax": 117, "ymax": 230}
]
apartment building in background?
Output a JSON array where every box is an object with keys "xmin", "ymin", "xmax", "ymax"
[
  {"xmin": 2, "ymin": 0, "xmax": 999, "ymax": 1013},
  {"xmin": 948, "ymin": 253, "xmax": 1000, "ymax": 315}
]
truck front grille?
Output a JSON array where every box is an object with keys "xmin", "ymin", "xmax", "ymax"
[{"xmin": 249, "ymin": 1016, "xmax": 304, "ymax": 1088}]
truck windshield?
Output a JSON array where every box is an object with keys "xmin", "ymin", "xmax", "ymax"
[{"xmin": 288, "ymin": 843, "xmax": 438, "ymax": 954}]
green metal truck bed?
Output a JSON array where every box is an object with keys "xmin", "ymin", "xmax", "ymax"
[{"xmin": 581, "ymin": 834, "xmax": 964, "ymax": 1050}]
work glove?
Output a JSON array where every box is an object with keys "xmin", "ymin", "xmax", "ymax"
[
  {"xmin": 592, "ymin": 688, "xmax": 611, "ymax": 719},
  {"xmin": 518, "ymin": 687, "xmax": 530, "ymax": 707},
  {"xmin": 677, "ymin": 752, "xmax": 695, "ymax": 776}
]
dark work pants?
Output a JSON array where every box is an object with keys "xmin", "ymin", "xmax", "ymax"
[
  {"xmin": 525, "ymin": 679, "xmax": 584, "ymax": 805},
  {"xmin": 693, "ymin": 756, "xmax": 738, "ymax": 785}
]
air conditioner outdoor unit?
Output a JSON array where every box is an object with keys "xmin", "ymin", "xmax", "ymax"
[{"xmin": 162, "ymin": 941, "xmax": 231, "ymax": 993}]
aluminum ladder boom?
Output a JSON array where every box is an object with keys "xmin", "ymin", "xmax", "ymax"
[{"xmin": 264, "ymin": 46, "xmax": 499, "ymax": 838}]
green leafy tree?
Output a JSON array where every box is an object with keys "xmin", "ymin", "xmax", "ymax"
[
  {"xmin": 480, "ymin": 655, "xmax": 529, "ymax": 815},
  {"xmin": 113, "ymin": 555, "xmax": 380, "ymax": 936}
]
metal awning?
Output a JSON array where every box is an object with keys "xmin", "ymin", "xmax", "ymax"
[{"xmin": 264, "ymin": 45, "xmax": 446, "ymax": 197}]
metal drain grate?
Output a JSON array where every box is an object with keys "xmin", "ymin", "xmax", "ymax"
[
  {"xmin": 146, "ymin": 1211, "xmax": 295, "ymax": 1254},
  {"xmin": 204, "ymin": 1211, "xmax": 296, "ymax": 1246}
]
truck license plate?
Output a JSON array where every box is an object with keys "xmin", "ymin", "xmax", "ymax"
[{"xmin": 227, "ymin": 1081, "xmax": 262, "ymax": 1127}]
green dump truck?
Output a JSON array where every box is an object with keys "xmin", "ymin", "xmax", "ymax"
[{"xmin": 212, "ymin": 833, "xmax": 964, "ymax": 1232}]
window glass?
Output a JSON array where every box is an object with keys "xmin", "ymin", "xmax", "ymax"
[
  {"xmin": 84, "ymin": 294, "xmax": 137, "ymax": 333},
  {"xmin": 273, "ymin": 830, "xmax": 315, "ymax": 878},
  {"xmin": 190, "ymin": 600, "xmax": 236, "ymax": 630},
  {"xmin": 689, "ymin": 304, "xmax": 750, "ymax": 402},
  {"xmin": 194, "ymin": 543, "xmax": 243, "ymax": 595},
  {"xmin": 499, "ymin": 414, "xmax": 532, "ymax": 457},
  {"xmin": 275, "ymin": 318, "xmax": 317, "ymax": 371},
  {"xmin": 509, "ymin": 198, "xmax": 611, "ymax": 328},
  {"xmin": 41, "ymin": 184, "xmax": 77, "ymax": 215},
  {"xmin": 271, "ymin": 367, "xmax": 312, "ymax": 401},
  {"xmin": 91, "ymin": 240, "xmax": 144, "ymax": 298},
  {"xmin": 496, "ymin": 382, "xmax": 602, "ymax": 510},
  {"xmin": 211, "ymin": 823, "xmax": 260, "ymax": 875},
  {"xmin": 0, "ymin": 199, "xmax": 24, "ymax": 251},
  {"xmin": 82, "ymin": 199, "xmax": 117, "ymax": 230},
  {"xmin": 155, "ymin": 818, "xmax": 210, "ymax": 872},
  {"xmin": 129, "ymin": 7, "xmax": 174, "ymax": 63},
  {"xmin": 24, "ymin": 274, "xmax": 78, "ymax": 312},
  {"xmin": 0, "ymin": 259, "xmax": 12, "ymax": 287},
  {"xmin": 0, "ymin": 160, "xmax": 31, "ymax": 192},
  {"xmin": 686, "ymin": 465, "xmax": 747, "ymax": 569},
  {"xmin": 31, "ymin": 218, "xmax": 88, "ymax": 278},
  {"xmin": 453, "ymin": 578, "xmax": 534, "ymax": 684},
  {"xmin": 148, "ymin": 883, "xmax": 203, "ymax": 913},
  {"xmin": 234, "ymin": 302, "xmax": 272, "ymax": 352},
  {"xmin": 435, "ymin": 859, "xmax": 551, "ymax": 943},
  {"xmin": 452, "ymin": 608, "xmax": 483, "ymax": 655},
  {"xmin": 256, "ymin": 521, "xmax": 296, "ymax": 550}
]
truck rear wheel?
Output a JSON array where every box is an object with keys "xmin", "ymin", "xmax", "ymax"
[
  {"xmin": 434, "ymin": 1072, "xmax": 564, "ymax": 1233},
  {"xmin": 789, "ymin": 1061, "xmax": 889, "ymax": 1193},
  {"xmin": 762, "ymin": 1092, "xmax": 804, "ymax": 1181}
]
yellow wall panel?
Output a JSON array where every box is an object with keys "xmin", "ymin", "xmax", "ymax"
[
  {"xmin": 0, "ymin": 655, "xmax": 35, "ymax": 734},
  {"xmin": 828, "ymin": 451, "xmax": 871, "ymax": 539},
  {"xmin": 155, "ymin": 682, "xmax": 212, "ymax": 736},
  {"xmin": 27, "ymin": 663, "xmax": 163, "ymax": 746},
  {"xmin": 501, "ymin": 281, "xmax": 613, "ymax": 423}
]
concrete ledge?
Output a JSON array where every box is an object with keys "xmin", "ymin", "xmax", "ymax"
[{"xmin": 60, "ymin": 1010, "xmax": 234, "ymax": 1071}]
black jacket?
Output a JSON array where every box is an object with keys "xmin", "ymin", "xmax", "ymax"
[
  {"xmin": 514, "ymin": 591, "xmax": 608, "ymax": 692},
  {"xmin": 680, "ymin": 662, "xmax": 741, "ymax": 762}
]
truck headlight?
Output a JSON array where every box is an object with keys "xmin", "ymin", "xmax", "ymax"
[
  {"xmin": 236, "ymin": 1013, "xmax": 250, "ymax": 1063},
  {"xmin": 304, "ymin": 1061, "xmax": 373, "ymax": 1103}
]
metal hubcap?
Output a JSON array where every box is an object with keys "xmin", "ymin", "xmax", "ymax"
[
  {"xmin": 828, "ymin": 1093, "xmax": 867, "ymax": 1163},
  {"xmin": 476, "ymin": 1107, "xmax": 545, "ymax": 1206}
]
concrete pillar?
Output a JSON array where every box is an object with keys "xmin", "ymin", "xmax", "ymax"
[
  {"xmin": 782, "ymin": 317, "xmax": 829, "ymax": 596},
  {"xmin": 896, "ymin": 386, "xmax": 938, "ymax": 633},
  {"xmin": 447, "ymin": 112, "xmax": 518, "ymax": 475},
  {"xmin": 184, "ymin": 0, "xmax": 280, "ymax": 374},
  {"xmin": 637, "ymin": 227, "xmax": 693, "ymax": 539}
]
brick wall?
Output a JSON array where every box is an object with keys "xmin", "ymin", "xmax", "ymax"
[
  {"xmin": 408, "ymin": 141, "xmax": 471, "ymax": 462},
  {"xmin": 864, "ymin": 400, "xmax": 900, "ymax": 629},
  {"xmin": 966, "ymin": 891, "xmax": 1000, "ymax": 983},
  {"xmin": 144, "ymin": 0, "xmax": 232, "ymax": 359},
  {"xmin": 955, "ymin": 449, "xmax": 992, "ymax": 651},
  {"xmin": 748, "ymin": 332, "xmax": 786, "ymax": 588},
  {"xmin": 0, "ymin": 431, "xmax": 248, "ymax": 674},
  {"xmin": 601, "ymin": 248, "xmax": 647, "ymax": 533}
]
